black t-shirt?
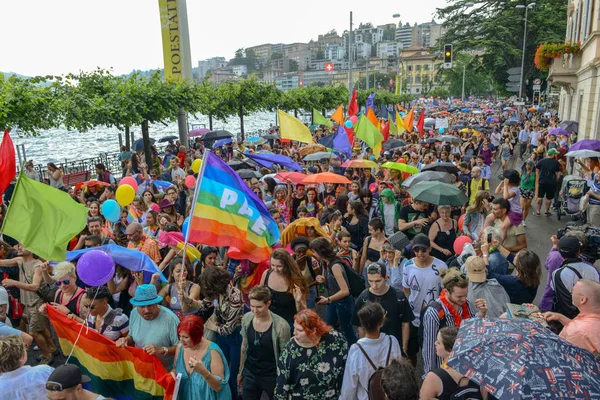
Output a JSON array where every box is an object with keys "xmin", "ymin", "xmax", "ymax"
[
  {"xmin": 352, "ymin": 286, "xmax": 414, "ymax": 346},
  {"xmin": 291, "ymin": 195, "xmax": 307, "ymax": 220},
  {"xmin": 398, "ymin": 205, "xmax": 430, "ymax": 239},
  {"xmin": 247, "ymin": 322, "xmax": 276, "ymax": 376},
  {"xmin": 536, "ymin": 157, "xmax": 561, "ymax": 185}
]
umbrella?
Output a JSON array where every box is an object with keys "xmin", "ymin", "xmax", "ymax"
[
  {"xmin": 212, "ymin": 137, "xmax": 233, "ymax": 148},
  {"xmin": 422, "ymin": 162, "xmax": 460, "ymax": 174},
  {"xmin": 559, "ymin": 120, "xmax": 579, "ymax": 133},
  {"xmin": 421, "ymin": 138, "xmax": 438, "ymax": 144},
  {"xmin": 299, "ymin": 144, "xmax": 327, "ymax": 156},
  {"xmin": 302, "ymin": 172, "xmax": 351, "ymax": 185},
  {"xmin": 188, "ymin": 128, "xmax": 210, "ymax": 137},
  {"xmin": 452, "ymin": 124, "xmax": 466, "ymax": 130},
  {"xmin": 503, "ymin": 107, "xmax": 517, "ymax": 112},
  {"xmin": 407, "ymin": 181, "xmax": 468, "ymax": 206},
  {"xmin": 158, "ymin": 135, "xmax": 178, "ymax": 143},
  {"xmin": 383, "ymin": 139, "xmax": 407, "ymax": 150},
  {"xmin": 437, "ymin": 135, "xmax": 462, "ymax": 143},
  {"xmin": 424, "ymin": 118, "xmax": 436, "ymax": 125},
  {"xmin": 263, "ymin": 134, "xmax": 279, "ymax": 140},
  {"xmin": 275, "ymin": 171, "xmax": 307, "ymax": 184},
  {"xmin": 565, "ymin": 150, "xmax": 600, "ymax": 158},
  {"xmin": 381, "ymin": 162, "xmax": 420, "ymax": 175},
  {"xmin": 341, "ymin": 159, "xmax": 379, "ymax": 169},
  {"xmin": 528, "ymin": 106, "xmax": 537, "ymax": 112},
  {"xmin": 200, "ymin": 130, "xmax": 233, "ymax": 141},
  {"xmin": 227, "ymin": 160, "xmax": 255, "ymax": 171},
  {"xmin": 460, "ymin": 108, "xmax": 470, "ymax": 112},
  {"xmin": 486, "ymin": 117, "xmax": 500, "ymax": 124},
  {"xmin": 448, "ymin": 318, "xmax": 600, "ymax": 400},
  {"xmin": 548, "ymin": 128, "xmax": 569, "ymax": 136},
  {"xmin": 132, "ymin": 138, "xmax": 155, "ymax": 151},
  {"xmin": 303, "ymin": 152, "xmax": 337, "ymax": 161},
  {"xmin": 503, "ymin": 119, "xmax": 519, "ymax": 126},
  {"xmin": 401, "ymin": 171, "xmax": 453, "ymax": 188},
  {"xmin": 570, "ymin": 139, "xmax": 600, "ymax": 151},
  {"xmin": 485, "ymin": 109, "xmax": 496, "ymax": 113},
  {"xmin": 471, "ymin": 124, "xmax": 483, "ymax": 130},
  {"xmin": 280, "ymin": 218, "xmax": 330, "ymax": 246},
  {"xmin": 236, "ymin": 169, "xmax": 260, "ymax": 180}
]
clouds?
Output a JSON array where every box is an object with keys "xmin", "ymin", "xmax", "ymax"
[{"xmin": 1, "ymin": 0, "xmax": 445, "ymax": 76}]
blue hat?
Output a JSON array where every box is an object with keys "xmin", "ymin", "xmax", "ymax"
[{"xmin": 130, "ymin": 284, "xmax": 163, "ymax": 306}]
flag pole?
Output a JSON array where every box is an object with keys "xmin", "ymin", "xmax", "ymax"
[
  {"xmin": 0, "ymin": 165, "xmax": 24, "ymax": 235},
  {"xmin": 180, "ymin": 149, "xmax": 210, "ymax": 281}
]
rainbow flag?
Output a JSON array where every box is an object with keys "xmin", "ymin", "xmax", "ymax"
[
  {"xmin": 188, "ymin": 151, "xmax": 280, "ymax": 263},
  {"xmin": 48, "ymin": 307, "xmax": 175, "ymax": 400},
  {"xmin": 127, "ymin": 205, "xmax": 144, "ymax": 223}
]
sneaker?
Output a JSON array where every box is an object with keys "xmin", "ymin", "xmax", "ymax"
[
  {"xmin": 533, "ymin": 212, "xmax": 541, "ymax": 216},
  {"xmin": 545, "ymin": 212, "xmax": 552, "ymax": 217},
  {"xmin": 522, "ymin": 221, "xmax": 527, "ymax": 227}
]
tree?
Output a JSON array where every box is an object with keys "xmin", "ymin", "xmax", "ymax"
[
  {"xmin": 271, "ymin": 52, "xmax": 283, "ymax": 60},
  {"xmin": 315, "ymin": 49, "xmax": 325, "ymax": 60},
  {"xmin": 439, "ymin": 53, "xmax": 494, "ymax": 97},
  {"xmin": 421, "ymin": 74, "xmax": 434, "ymax": 96},
  {"xmin": 356, "ymin": 72, "xmax": 396, "ymax": 91},
  {"xmin": 289, "ymin": 60, "xmax": 299, "ymax": 72},
  {"xmin": 437, "ymin": 0, "xmax": 567, "ymax": 95}
]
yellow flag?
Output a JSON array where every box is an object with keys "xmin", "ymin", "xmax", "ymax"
[
  {"xmin": 331, "ymin": 105, "xmax": 344, "ymax": 126},
  {"xmin": 278, "ymin": 110, "xmax": 313, "ymax": 144},
  {"xmin": 396, "ymin": 111, "xmax": 406, "ymax": 134},
  {"xmin": 373, "ymin": 141, "xmax": 383, "ymax": 156},
  {"xmin": 366, "ymin": 108, "xmax": 380, "ymax": 129}
]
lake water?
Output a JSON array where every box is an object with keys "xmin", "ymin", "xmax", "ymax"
[{"xmin": 12, "ymin": 110, "xmax": 310, "ymax": 164}]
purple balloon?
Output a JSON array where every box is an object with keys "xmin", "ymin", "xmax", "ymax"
[{"xmin": 76, "ymin": 250, "xmax": 115, "ymax": 287}]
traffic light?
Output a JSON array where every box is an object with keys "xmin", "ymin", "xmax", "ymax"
[{"xmin": 443, "ymin": 44, "xmax": 453, "ymax": 68}]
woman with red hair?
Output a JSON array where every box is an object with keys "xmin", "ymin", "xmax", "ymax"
[
  {"xmin": 171, "ymin": 315, "xmax": 231, "ymax": 400},
  {"xmin": 275, "ymin": 309, "xmax": 348, "ymax": 399}
]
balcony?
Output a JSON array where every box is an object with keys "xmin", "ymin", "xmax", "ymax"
[{"xmin": 547, "ymin": 52, "xmax": 581, "ymax": 90}]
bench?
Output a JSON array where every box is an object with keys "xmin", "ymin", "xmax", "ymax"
[{"xmin": 63, "ymin": 171, "xmax": 89, "ymax": 186}]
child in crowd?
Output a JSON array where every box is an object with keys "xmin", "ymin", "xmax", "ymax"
[
  {"xmin": 486, "ymin": 170, "xmax": 522, "ymax": 237},
  {"xmin": 336, "ymin": 230, "xmax": 359, "ymax": 272}
]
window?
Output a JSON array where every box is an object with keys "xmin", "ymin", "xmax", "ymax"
[
  {"xmin": 408, "ymin": 76, "xmax": 413, "ymax": 84},
  {"xmin": 424, "ymin": 64, "xmax": 430, "ymax": 70},
  {"xmin": 416, "ymin": 65, "xmax": 422, "ymax": 71},
  {"xmin": 416, "ymin": 75, "xmax": 421, "ymax": 84},
  {"xmin": 407, "ymin": 65, "xmax": 413, "ymax": 71}
]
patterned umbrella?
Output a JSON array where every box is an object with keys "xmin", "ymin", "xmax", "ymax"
[
  {"xmin": 341, "ymin": 159, "xmax": 379, "ymax": 169},
  {"xmin": 448, "ymin": 318, "xmax": 600, "ymax": 400}
]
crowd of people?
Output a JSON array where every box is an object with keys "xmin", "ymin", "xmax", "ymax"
[{"xmin": 1, "ymin": 100, "xmax": 600, "ymax": 400}]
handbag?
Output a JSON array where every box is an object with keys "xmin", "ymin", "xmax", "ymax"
[
  {"xmin": 19, "ymin": 262, "xmax": 57, "ymax": 303},
  {"xmin": 10, "ymin": 294, "xmax": 23, "ymax": 319}
]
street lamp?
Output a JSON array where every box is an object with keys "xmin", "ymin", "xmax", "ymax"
[
  {"xmin": 516, "ymin": 2, "xmax": 535, "ymax": 101},
  {"xmin": 392, "ymin": 13, "xmax": 403, "ymax": 94}
]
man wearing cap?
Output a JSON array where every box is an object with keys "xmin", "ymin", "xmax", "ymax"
[
  {"xmin": 352, "ymin": 262, "xmax": 413, "ymax": 356},
  {"xmin": 401, "ymin": 234, "xmax": 448, "ymax": 365},
  {"xmin": 535, "ymin": 148, "xmax": 561, "ymax": 216},
  {"xmin": 465, "ymin": 256, "xmax": 510, "ymax": 318},
  {"xmin": 116, "ymin": 284, "xmax": 179, "ymax": 369},
  {"xmin": 46, "ymin": 364, "xmax": 105, "ymax": 400},
  {"xmin": 551, "ymin": 236, "xmax": 600, "ymax": 322},
  {"xmin": 126, "ymin": 222, "xmax": 162, "ymax": 264}
]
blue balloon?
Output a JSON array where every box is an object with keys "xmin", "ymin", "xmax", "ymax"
[
  {"xmin": 344, "ymin": 120, "xmax": 353, "ymax": 129},
  {"xmin": 439, "ymin": 127, "xmax": 445, "ymax": 134},
  {"xmin": 182, "ymin": 216, "xmax": 190, "ymax": 238},
  {"xmin": 101, "ymin": 199, "xmax": 121, "ymax": 223}
]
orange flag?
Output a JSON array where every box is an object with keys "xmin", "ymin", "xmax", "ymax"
[
  {"xmin": 331, "ymin": 105, "xmax": 344, "ymax": 126},
  {"xmin": 366, "ymin": 108, "xmax": 380, "ymax": 129},
  {"xmin": 403, "ymin": 107, "xmax": 415, "ymax": 133}
]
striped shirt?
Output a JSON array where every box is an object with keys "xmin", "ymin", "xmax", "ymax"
[
  {"xmin": 86, "ymin": 306, "xmax": 129, "ymax": 341},
  {"xmin": 421, "ymin": 299, "xmax": 479, "ymax": 376}
]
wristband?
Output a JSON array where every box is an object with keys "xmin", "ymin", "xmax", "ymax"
[{"xmin": 162, "ymin": 347, "xmax": 168, "ymax": 355}]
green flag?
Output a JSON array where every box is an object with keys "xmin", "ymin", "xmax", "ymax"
[
  {"xmin": 390, "ymin": 118, "xmax": 398, "ymax": 135},
  {"xmin": 355, "ymin": 114, "xmax": 384, "ymax": 149},
  {"xmin": 312, "ymin": 109, "xmax": 334, "ymax": 128},
  {"xmin": 1, "ymin": 172, "xmax": 89, "ymax": 261}
]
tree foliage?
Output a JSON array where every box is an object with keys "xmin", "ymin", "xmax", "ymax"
[{"xmin": 437, "ymin": 0, "xmax": 567, "ymax": 95}]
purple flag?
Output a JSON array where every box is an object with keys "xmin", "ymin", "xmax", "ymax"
[
  {"xmin": 244, "ymin": 152, "xmax": 303, "ymax": 171},
  {"xmin": 366, "ymin": 93, "xmax": 376, "ymax": 113},
  {"xmin": 333, "ymin": 125, "xmax": 352, "ymax": 158}
]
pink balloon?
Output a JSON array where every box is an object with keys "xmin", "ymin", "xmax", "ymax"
[
  {"xmin": 458, "ymin": 214, "xmax": 466, "ymax": 232},
  {"xmin": 350, "ymin": 115, "xmax": 359, "ymax": 125},
  {"xmin": 119, "ymin": 177, "xmax": 138, "ymax": 192},
  {"xmin": 184, "ymin": 175, "xmax": 196, "ymax": 189},
  {"xmin": 453, "ymin": 235, "xmax": 473, "ymax": 255}
]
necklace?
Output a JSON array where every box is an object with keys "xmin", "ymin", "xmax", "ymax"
[
  {"xmin": 439, "ymin": 289, "xmax": 470, "ymax": 327},
  {"xmin": 254, "ymin": 329, "xmax": 264, "ymax": 346}
]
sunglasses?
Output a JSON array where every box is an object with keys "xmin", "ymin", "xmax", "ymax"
[
  {"xmin": 413, "ymin": 247, "xmax": 428, "ymax": 253},
  {"xmin": 83, "ymin": 304, "xmax": 96, "ymax": 310},
  {"xmin": 55, "ymin": 280, "xmax": 71, "ymax": 286}
]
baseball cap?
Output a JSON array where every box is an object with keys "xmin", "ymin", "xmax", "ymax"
[
  {"xmin": 366, "ymin": 262, "xmax": 388, "ymax": 276},
  {"xmin": 412, "ymin": 234, "xmax": 431, "ymax": 250},
  {"xmin": 46, "ymin": 364, "xmax": 91, "ymax": 392},
  {"xmin": 548, "ymin": 148, "xmax": 559, "ymax": 155},
  {"xmin": 466, "ymin": 256, "xmax": 486, "ymax": 283},
  {"xmin": 558, "ymin": 235, "xmax": 580, "ymax": 256}
]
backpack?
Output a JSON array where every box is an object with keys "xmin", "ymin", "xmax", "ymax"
[
  {"xmin": 356, "ymin": 336, "xmax": 393, "ymax": 400},
  {"xmin": 333, "ymin": 258, "xmax": 366, "ymax": 298},
  {"xmin": 552, "ymin": 260, "xmax": 583, "ymax": 320},
  {"xmin": 451, "ymin": 377, "xmax": 484, "ymax": 400},
  {"xmin": 418, "ymin": 300, "xmax": 446, "ymax": 347}
]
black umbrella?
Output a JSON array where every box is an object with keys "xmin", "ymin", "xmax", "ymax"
[
  {"xmin": 383, "ymin": 139, "xmax": 407, "ymax": 150},
  {"xmin": 421, "ymin": 162, "xmax": 460, "ymax": 174},
  {"xmin": 158, "ymin": 135, "xmax": 178, "ymax": 143},
  {"xmin": 437, "ymin": 135, "xmax": 462, "ymax": 143},
  {"xmin": 471, "ymin": 124, "xmax": 483, "ymax": 130},
  {"xmin": 132, "ymin": 138, "xmax": 156, "ymax": 151},
  {"xmin": 503, "ymin": 119, "xmax": 519, "ymax": 126},
  {"xmin": 452, "ymin": 124, "xmax": 466, "ymax": 130},
  {"xmin": 421, "ymin": 138, "xmax": 438, "ymax": 144},
  {"xmin": 263, "ymin": 134, "xmax": 279, "ymax": 140},
  {"xmin": 559, "ymin": 120, "xmax": 579, "ymax": 133},
  {"xmin": 227, "ymin": 160, "xmax": 255, "ymax": 171},
  {"xmin": 237, "ymin": 169, "xmax": 261, "ymax": 179},
  {"xmin": 200, "ymin": 130, "xmax": 233, "ymax": 141}
]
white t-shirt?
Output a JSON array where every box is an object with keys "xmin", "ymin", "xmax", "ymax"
[
  {"xmin": 530, "ymin": 131, "xmax": 541, "ymax": 146},
  {"xmin": 551, "ymin": 261, "xmax": 600, "ymax": 292},
  {"xmin": 491, "ymin": 132, "xmax": 501, "ymax": 147},
  {"xmin": 171, "ymin": 167, "xmax": 186, "ymax": 181},
  {"xmin": 402, "ymin": 257, "xmax": 448, "ymax": 327}
]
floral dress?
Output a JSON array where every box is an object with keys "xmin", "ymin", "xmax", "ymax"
[{"xmin": 275, "ymin": 329, "xmax": 348, "ymax": 400}]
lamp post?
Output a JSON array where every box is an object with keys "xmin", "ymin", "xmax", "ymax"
[
  {"xmin": 348, "ymin": 11, "xmax": 354, "ymax": 101},
  {"xmin": 516, "ymin": 2, "xmax": 535, "ymax": 101},
  {"xmin": 392, "ymin": 13, "xmax": 402, "ymax": 94}
]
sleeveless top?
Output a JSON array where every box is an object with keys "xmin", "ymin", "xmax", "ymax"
[
  {"xmin": 48, "ymin": 171, "xmax": 64, "ymax": 188},
  {"xmin": 265, "ymin": 271, "xmax": 296, "ymax": 326},
  {"xmin": 57, "ymin": 287, "xmax": 86, "ymax": 315},
  {"xmin": 430, "ymin": 220, "xmax": 457, "ymax": 262},
  {"xmin": 431, "ymin": 368, "xmax": 459, "ymax": 400},
  {"xmin": 166, "ymin": 281, "xmax": 194, "ymax": 319}
]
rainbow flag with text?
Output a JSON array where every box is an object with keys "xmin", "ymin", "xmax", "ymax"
[
  {"xmin": 48, "ymin": 307, "xmax": 175, "ymax": 400},
  {"xmin": 188, "ymin": 151, "xmax": 280, "ymax": 263}
]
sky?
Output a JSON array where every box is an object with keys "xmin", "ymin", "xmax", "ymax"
[{"xmin": 1, "ymin": 0, "xmax": 448, "ymax": 77}]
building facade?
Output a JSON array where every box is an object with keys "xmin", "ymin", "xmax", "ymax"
[
  {"xmin": 398, "ymin": 47, "xmax": 445, "ymax": 95},
  {"xmin": 246, "ymin": 44, "xmax": 272, "ymax": 64},
  {"xmin": 275, "ymin": 74, "xmax": 300, "ymax": 91},
  {"xmin": 197, "ymin": 57, "xmax": 227, "ymax": 80},
  {"xmin": 232, "ymin": 65, "xmax": 247, "ymax": 77},
  {"xmin": 548, "ymin": 0, "xmax": 599, "ymax": 139},
  {"xmin": 285, "ymin": 43, "xmax": 311, "ymax": 71},
  {"xmin": 377, "ymin": 41, "xmax": 402, "ymax": 58}
]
